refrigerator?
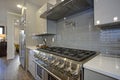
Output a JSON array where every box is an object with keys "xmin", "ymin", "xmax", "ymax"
[{"xmin": 19, "ymin": 30, "xmax": 26, "ymax": 69}]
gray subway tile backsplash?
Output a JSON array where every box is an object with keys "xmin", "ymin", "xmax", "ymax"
[{"xmin": 44, "ymin": 10, "xmax": 120, "ymax": 56}]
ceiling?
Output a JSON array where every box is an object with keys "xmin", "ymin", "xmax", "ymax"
[{"xmin": 0, "ymin": 0, "xmax": 47, "ymax": 14}]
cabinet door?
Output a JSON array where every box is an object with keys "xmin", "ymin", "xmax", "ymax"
[
  {"xmin": 84, "ymin": 69, "xmax": 117, "ymax": 80},
  {"xmin": 37, "ymin": 3, "xmax": 53, "ymax": 34},
  {"xmin": 94, "ymin": 0, "xmax": 120, "ymax": 25},
  {"xmin": 36, "ymin": 3, "xmax": 56, "ymax": 34},
  {"xmin": 36, "ymin": 10, "xmax": 43, "ymax": 34},
  {"xmin": 28, "ymin": 50, "xmax": 36, "ymax": 78},
  {"xmin": 36, "ymin": 7, "xmax": 47, "ymax": 34}
]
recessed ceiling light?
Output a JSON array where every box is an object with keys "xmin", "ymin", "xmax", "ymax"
[
  {"xmin": 17, "ymin": 4, "xmax": 22, "ymax": 9},
  {"xmin": 17, "ymin": 4, "xmax": 27, "ymax": 9},
  {"xmin": 61, "ymin": 0, "xmax": 64, "ymax": 2}
]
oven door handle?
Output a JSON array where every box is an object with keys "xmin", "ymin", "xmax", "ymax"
[{"xmin": 33, "ymin": 60, "xmax": 62, "ymax": 80}]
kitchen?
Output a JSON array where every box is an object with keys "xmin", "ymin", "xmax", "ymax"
[{"xmin": 0, "ymin": 0, "xmax": 120, "ymax": 80}]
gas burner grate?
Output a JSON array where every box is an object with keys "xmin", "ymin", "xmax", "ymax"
[{"xmin": 39, "ymin": 47, "xmax": 97, "ymax": 61}]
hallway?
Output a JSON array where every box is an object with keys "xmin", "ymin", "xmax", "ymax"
[{"xmin": 0, "ymin": 55, "xmax": 34, "ymax": 80}]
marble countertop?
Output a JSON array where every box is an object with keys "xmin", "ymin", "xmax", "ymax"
[
  {"xmin": 26, "ymin": 46, "xmax": 40, "ymax": 53},
  {"xmin": 26, "ymin": 46, "xmax": 37, "ymax": 50},
  {"xmin": 83, "ymin": 54, "xmax": 120, "ymax": 80}
]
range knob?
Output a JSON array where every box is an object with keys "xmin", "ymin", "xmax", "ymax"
[
  {"xmin": 64, "ymin": 62, "xmax": 72, "ymax": 72},
  {"xmin": 53, "ymin": 59, "xmax": 59, "ymax": 66},
  {"xmin": 70, "ymin": 64, "xmax": 80, "ymax": 76},
  {"xmin": 58, "ymin": 62, "xmax": 65, "ymax": 69},
  {"xmin": 54, "ymin": 61, "xmax": 60, "ymax": 66}
]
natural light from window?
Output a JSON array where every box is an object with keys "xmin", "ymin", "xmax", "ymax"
[{"xmin": 0, "ymin": 28, "xmax": 3, "ymax": 34}]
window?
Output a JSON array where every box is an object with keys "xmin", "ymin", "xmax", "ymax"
[{"xmin": 0, "ymin": 26, "xmax": 5, "ymax": 34}]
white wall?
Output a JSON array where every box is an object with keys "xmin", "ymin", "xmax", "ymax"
[
  {"xmin": 0, "ymin": 0, "xmax": 7, "ymax": 26},
  {"xmin": 0, "ymin": 0, "xmax": 7, "ymax": 33},
  {"xmin": 7, "ymin": 12, "xmax": 20, "ymax": 60}
]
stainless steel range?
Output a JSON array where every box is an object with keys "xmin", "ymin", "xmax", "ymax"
[{"xmin": 34, "ymin": 47, "xmax": 97, "ymax": 80}]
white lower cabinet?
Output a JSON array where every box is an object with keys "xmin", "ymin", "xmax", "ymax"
[
  {"xmin": 84, "ymin": 69, "xmax": 117, "ymax": 80},
  {"xmin": 28, "ymin": 50, "xmax": 36, "ymax": 79}
]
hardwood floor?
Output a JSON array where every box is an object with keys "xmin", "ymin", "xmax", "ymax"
[{"xmin": 0, "ymin": 55, "xmax": 34, "ymax": 80}]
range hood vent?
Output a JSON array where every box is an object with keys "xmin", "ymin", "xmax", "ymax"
[
  {"xmin": 40, "ymin": 0, "xmax": 93, "ymax": 21},
  {"xmin": 33, "ymin": 33, "xmax": 55, "ymax": 36}
]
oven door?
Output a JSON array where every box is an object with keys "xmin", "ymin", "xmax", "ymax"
[
  {"xmin": 34, "ymin": 60, "xmax": 61, "ymax": 80},
  {"xmin": 35, "ymin": 64, "xmax": 58, "ymax": 80},
  {"xmin": 35, "ymin": 64, "xmax": 45, "ymax": 80},
  {"xmin": 48, "ymin": 73, "xmax": 59, "ymax": 80}
]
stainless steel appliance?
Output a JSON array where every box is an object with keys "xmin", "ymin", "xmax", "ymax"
[
  {"xmin": 40, "ymin": 0, "xmax": 93, "ymax": 21},
  {"xmin": 19, "ymin": 30, "xmax": 26, "ymax": 69},
  {"xmin": 34, "ymin": 47, "xmax": 97, "ymax": 80}
]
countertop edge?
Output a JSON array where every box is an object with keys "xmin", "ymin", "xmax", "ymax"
[
  {"xmin": 83, "ymin": 55, "xmax": 120, "ymax": 80},
  {"xmin": 26, "ymin": 46, "xmax": 37, "ymax": 50},
  {"xmin": 84, "ymin": 65, "xmax": 120, "ymax": 80}
]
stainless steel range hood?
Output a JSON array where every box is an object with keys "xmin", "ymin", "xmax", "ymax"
[{"xmin": 40, "ymin": 0, "xmax": 93, "ymax": 21}]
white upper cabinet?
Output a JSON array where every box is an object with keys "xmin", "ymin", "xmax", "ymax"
[
  {"xmin": 36, "ymin": 3, "xmax": 56, "ymax": 35},
  {"xmin": 94, "ymin": 0, "xmax": 120, "ymax": 26},
  {"xmin": 39, "ymin": 3, "xmax": 53, "ymax": 15}
]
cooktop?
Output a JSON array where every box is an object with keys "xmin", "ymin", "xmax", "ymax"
[{"xmin": 37, "ymin": 47, "xmax": 97, "ymax": 61}]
